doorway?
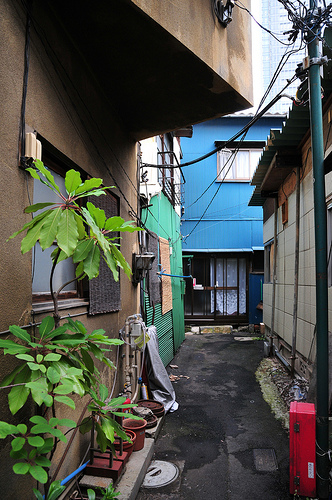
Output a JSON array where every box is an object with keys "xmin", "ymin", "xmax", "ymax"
[{"xmin": 183, "ymin": 253, "xmax": 249, "ymax": 323}]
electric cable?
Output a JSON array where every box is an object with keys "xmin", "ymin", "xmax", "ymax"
[{"xmin": 234, "ymin": 0, "xmax": 298, "ymax": 45}]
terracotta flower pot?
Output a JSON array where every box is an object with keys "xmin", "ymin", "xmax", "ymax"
[
  {"xmin": 122, "ymin": 418, "xmax": 147, "ymax": 451},
  {"xmin": 114, "ymin": 429, "xmax": 136, "ymax": 452}
]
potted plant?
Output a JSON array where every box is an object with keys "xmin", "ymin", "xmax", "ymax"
[{"xmin": 0, "ymin": 160, "xmax": 141, "ymax": 499}]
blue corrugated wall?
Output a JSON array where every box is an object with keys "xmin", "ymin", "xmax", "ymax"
[{"xmin": 181, "ymin": 115, "xmax": 285, "ymax": 251}]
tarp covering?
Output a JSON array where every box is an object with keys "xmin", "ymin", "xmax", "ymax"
[{"xmin": 146, "ymin": 326, "xmax": 177, "ymax": 413}]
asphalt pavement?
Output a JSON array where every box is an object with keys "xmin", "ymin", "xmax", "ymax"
[{"xmin": 136, "ymin": 331, "xmax": 291, "ymax": 500}]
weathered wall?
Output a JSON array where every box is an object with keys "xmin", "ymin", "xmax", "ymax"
[
  {"xmin": 132, "ymin": 0, "xmax": 253, "ymax": 107},
  {"xmin": 0, "ymin": 1, "xmax": 139, "ymax": 496},
  {"xmin": 262, "ymin": 99, "xmax": 332, "ymax": 375}
]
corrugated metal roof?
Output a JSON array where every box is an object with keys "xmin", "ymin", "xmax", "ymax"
[
  {"xmin": 249, "ymin": 104, "xmax": 310, "ymax": 206},
  {"xmin": 249, "ymin": 27, "xmax": 332, "ymax": 207}
]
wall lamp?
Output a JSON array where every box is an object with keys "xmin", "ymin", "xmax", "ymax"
[
  {"xmin": 214, "ymin": 0, "xmax": 235, "ymax": 27},
  {"xmin": 132, "ymin": 252, "xmax": 155, "ymax": 284}
]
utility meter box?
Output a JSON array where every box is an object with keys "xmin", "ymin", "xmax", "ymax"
[{"xmin": 289, "ymin": 401, "xmax": 316, "ymax": 497}]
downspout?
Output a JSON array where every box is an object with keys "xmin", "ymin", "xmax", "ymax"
[
  {"xmin": 308, "ymin": 3, "xmax": 329, "ymax": 495},
  {"xmin": 269, "ymin": 197, "xmax": 278, "ymax": 356},
  {"xmin": 290, "ymin": 166, "xmax": 300, "ymax": 377}
]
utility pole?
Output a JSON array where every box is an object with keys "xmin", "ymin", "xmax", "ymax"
[{"xmin": 308, "ymin": 1, "xmax": 329, "ymax": 497}]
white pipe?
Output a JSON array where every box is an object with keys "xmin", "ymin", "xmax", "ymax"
[{"xmin": 132, "ymin": 349, "xmax": 141, "ymax": 401}]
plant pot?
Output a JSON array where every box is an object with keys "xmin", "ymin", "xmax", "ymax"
[
  {"xmin": 122, "ymin": 418, "xmax": 147, "ymax": 451},
  {"xmin": 114, "ymin": 429, "xmax": 136, "ymax": 454},
  {"xmin": 137, "ymin": 399, "xmax": 165, "ymax": 418}
]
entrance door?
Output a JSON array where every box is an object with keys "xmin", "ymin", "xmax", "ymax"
[{"xmin": 184, "ymin": 254, "xmax": 248, "ymax": 323}]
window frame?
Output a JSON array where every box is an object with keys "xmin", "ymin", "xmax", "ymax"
[
  {"xmin": 217, "ymin": 148, "xmax": 263, "ymax": 182},
  {"xmin": 31, "ymin": 150, "xmax": 85, "ymax": 304}
]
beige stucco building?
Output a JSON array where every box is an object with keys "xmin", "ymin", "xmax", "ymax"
[{"xmin": 0, "ymin": 0, "xmax": 252, "ymax": 497}]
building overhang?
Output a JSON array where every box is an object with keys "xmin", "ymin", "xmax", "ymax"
[{"xmin": 32, "ymin": 0, "xmax": 253, "ymax": 141}]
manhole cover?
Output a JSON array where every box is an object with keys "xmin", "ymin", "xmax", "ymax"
[
  {"xmin": 253, "ymin": 449, "xmax": 278, "ymax": 471},
  {"xmin": 142, "ymin": 460, "xmax": 179, "ymax": 488}
]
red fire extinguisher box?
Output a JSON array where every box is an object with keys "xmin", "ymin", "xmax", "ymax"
[{"xmin": 289, "ymin": 401, "xmax": 316, "ymax": 497}]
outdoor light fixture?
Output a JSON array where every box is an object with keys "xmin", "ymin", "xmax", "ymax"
[
  {"xmin": 214, "ymin": 0, "xmax": 235, "ymax": 27},
  {"xmin": 132, "ymin": 252, "xmax": 155, "ymax": 284}
]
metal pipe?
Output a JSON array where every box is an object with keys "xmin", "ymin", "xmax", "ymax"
[
  {"xmin": 308, "ymin": 4, "xmax": 329, "ymax": 495},
  {"xmin": 270, "ymin": 197, "xmax": 278, "ymax": 356},
  {"xmin": 291, "ymin": 165, "xmax": 300, "ymax": 377},
  {"xmin": 275, "ymin": 349, "xmax": 291, "ymax": 370}
]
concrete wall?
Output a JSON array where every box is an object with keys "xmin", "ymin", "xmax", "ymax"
[{"xmin": 132, "ymin": 0, "xmax": 253, "ymax": 107}]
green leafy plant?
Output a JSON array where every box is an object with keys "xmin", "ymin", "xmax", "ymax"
[
  {"xmin": 1, "ymin": 162, "xmax": 141, "ymax": 499},
  {"xmin": 87, "ymin": 482, "xmax": 120, "ymax": 499},
  {"xmin": 79, "ymin": 386, "xmax": 141, "ymax": 453}
]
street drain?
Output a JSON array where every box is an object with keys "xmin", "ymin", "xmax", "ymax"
[
  {"xmin": 142, "ymin": 460, "xmax": 179, "ymax": 488},
  {"xmin": 253, "ymin": 448, "xmax": 278, "ymax": 471}
]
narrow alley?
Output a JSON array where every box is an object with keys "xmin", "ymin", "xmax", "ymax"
[{"xmin": 137, "ymin": 330, "xmax": 291, "ymax": 500}]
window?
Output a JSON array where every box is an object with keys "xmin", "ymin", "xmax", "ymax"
[
  {"xmin": 217, "ymin": 149, "xmax": 262, "ymax": 182},
  {"xmin": 32, "ymin": 166, "xmax": 78, "ymax": 301}
]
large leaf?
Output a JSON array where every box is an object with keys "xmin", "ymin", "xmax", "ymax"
[
  {"xmin": 0, "ymin": 363, "xmax": 26, "ymax": 388},
  {"xmin": 10, "ymin": 448, "xmax": 28, "ymax": 460},
  {"xmin": 33, "ymin": 489, "xmax": 43, "ymax": 500},
  {"xmin": 72, "ymin": 238, "xmax": 95, "ymax": 264},
  {"xmin": 33, "ymin": 160, "xmax": 61, "ymax": 195},
  {"xmin": 16, "ymin": 423, "xmax": 27, "ymax": 434},
  {"xmin": 38, "ymin": 316, "xmax": 55, "ymax": 339},
  {"xmin": 56, "ymin": 209, "xmax": 78, "ymax": 256},
  {"xmin": 8, "ymin": 366, "xmax": 31, "ymax": 414},
  {"xmin": 46, "ymin": 366, "xmax": 61, "ymax": 384},
  {"xmin": 74, "ymin": 212, "xmax": 85, "ymax": 240},
  {"xmin": 47, "ymin": 481, "xmax": 66, "ymax": 500},
  {"xmin": 7, "ymin": 209, "xmax": 52, "ymax": 241},
  {"xmin": 0, "ymin": 421, "xmax": 18, "ymax": 438},
  {"xmin": 8, "ymin": 325, "xmax": 31, "ymax": 343},
  {"xmin": 36, "ymin": 437, "xmax": 54, "ymax": 454},
  {"xmin": 16, "ymin": 353, "xmax": 34, "ymax": 362},
  {"xmin": 44, "ymin": 353, "xmax": 61, "ymax": 362},
  {"xmin": 99, "ymin": 384, "xmax": 108, "ymax": 402},
  {"xmin": 86, "ymin": 202, "xmax": 106, "ymax": 228},
  {"xmin": 83, "ymin": 244, "xmax": 100, "ymax": 279},
  {"xmin": 54, "ymin": 395, "xmax": 75, "ymax": 410},
  {"xmin": 104, "ymin": 216, "xmax": 124, "ymax": 232},
  {"xmin": 30, "ymin": 423, "xmax": 52, "ymax": 434},
  {"xmin": 74, "ymin": 178, "xmax": 103, "ymax": 195},
  {"xmin": 43, "ymin": 325, "xmax": 68, "ymax": 340},
  {"xmin": 24, "ymin": 202, "xmax": 55, "ymax": 214},
  {"xmin": 11, "ymin": 437, "xmax": 26, "ymax": 451},
  {"xmin": 57, "ymin": 418, "xmax": 76, "ymax": 428},
  {"xmin": 39, "ymin": 207, "xmax": 62, "ymax": 250},
  {"xmin": 29, "ymin": 464, "xmax": 48, "ymax": 484},
  {"xmin": 27, "ymin": 375, "xmax": 49, "ymax": 406},
  {"xmin": 95, "ymin": 423, "xmax": 108, "ymax": 453},
  {"xmin": 87, "ymin": 489, "xmax": 96, "ymax": 500},
  {"xmin": 34, "ymin": 456, "xmax": 51, "ymax": 468},
  {"xmin": 13, "ymin": 462, "xmax": 30, "ymax": 475},
  {"xmin": 30, "ymin": 416, "xmax": 47, "ymax": 425},
  {"xmin": 21, "ymin": 216, "xmax": 49, "ymax": 254},
  {"xmin": 65, "ymin": 169, "xmax": 82, "ymax": 196},
  {"xmin": 79, "ymin": 417, "xmax": 93, "ymax": 435},
  {"xmin": 28, "ymin": 436, "xmax": 45, "ymax": 447},
  {"xmin": 81, "ymin": 349, "xmax": 94, "ymax": 373}
]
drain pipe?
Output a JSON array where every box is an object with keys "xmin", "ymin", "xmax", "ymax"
[
  {"xmin": 269, "ymin": 197, "xmax": 278, "ymax": 356},
  {"xmin": 290, "ymin": 165, "xmax": 300, "ymax": 378}
]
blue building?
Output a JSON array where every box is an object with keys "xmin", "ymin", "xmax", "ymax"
[{"xmin": 181, "ymin": 114, "xmax": 285, "ymax": 325}]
